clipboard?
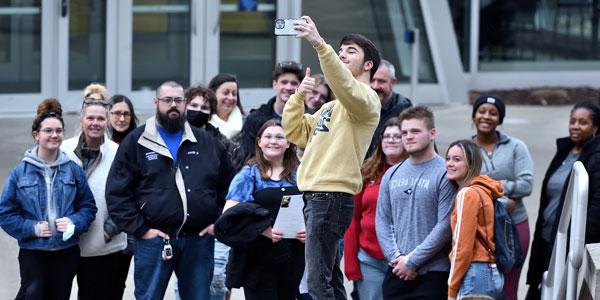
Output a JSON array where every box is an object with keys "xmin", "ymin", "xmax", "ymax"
[{"xmin": 273, "ymin": 194, "xmax": 305, "ymax": 238}]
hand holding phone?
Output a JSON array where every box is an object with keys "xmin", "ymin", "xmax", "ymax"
[{"xmin": 274, "ymin": 18, "xmax": 303, "ymax": 36}]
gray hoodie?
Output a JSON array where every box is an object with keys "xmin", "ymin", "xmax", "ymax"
[
  {"xmin": 22, "ymin": 147, "xmax": 71, "ymax": 234},
  {"xmin": 476, "ymin": 132, "xmax": 534, "ymax": 224}
]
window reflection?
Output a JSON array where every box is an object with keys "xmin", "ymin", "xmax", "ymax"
[
  {"xmin": 132, "ymin": 0, "xmax": 190, "ymax": 90},
  {"xmin": 69, "ymin": 0, "xmax": 106, "ymax": 90},
  {"xmin": 219, "ymin": 0, "xmax": 276, "ymax": 88},
  {"xmin": 0, "ymin": 1, "xmax": 41, "ymax": 93},
  {"xmin": 478, "ymin": 0, "xmax": 600, "ymax": 71},
  {"xmin": 302, "ymin": 0, "xmax": 437, "ymax": 83}
]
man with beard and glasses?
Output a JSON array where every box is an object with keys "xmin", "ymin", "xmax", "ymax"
[
  {"xmin": 375, "ymin": 106, "xmax": 455, "ymax": 299},
  {"xmin": 366, "ymin": 59, "xmax": 412, "ymax": 157},
  {"xmin": 106, "ymin": 81, "xmax": 234, "ymax": 299}
]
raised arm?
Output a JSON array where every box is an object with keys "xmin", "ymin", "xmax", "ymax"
[
  {"xmin": 294, "ymin": 16, "xmax": 379, "ymax": 122},
  {"xmin": 282, "ymin": 69, "xmax": 319, "ymax": 148}
]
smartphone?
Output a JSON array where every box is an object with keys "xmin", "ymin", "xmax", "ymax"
[{"xmin": 274, "ymin": 18, "xmax": 302, "ymax": 36}]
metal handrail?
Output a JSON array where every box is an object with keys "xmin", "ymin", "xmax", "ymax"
[{"xmin": 542, "ymin": 161, "xmax": 589, "ymax": 300}]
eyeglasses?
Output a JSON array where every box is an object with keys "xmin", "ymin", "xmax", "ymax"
[
  {"xmin": 382, "ymin": 134, "xmax": 402, "ymax": 141},
  {"xmin": 39, "ymin": 128, "xmax": 64, "ymax": 135},
  {"xmin": 261, "ymin": 134, "xmax": 286, "ymax": 141},
  {"xmin": 82, "ymin": 99, "xmax": 109, "ymax": 106},
  {"xmin": 111, "ymin": 111, "xmax": 131, "ymax": 119},
  {"xmin": 276, "ymin": 61, "xmax": 303, "ymax": 71},
  {"xmin": 157, "ymin": 97, "xmax": 186, "ymax": 105}
]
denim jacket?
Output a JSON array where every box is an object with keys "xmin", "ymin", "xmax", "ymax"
[{"xmin": 0, "ymin": 147, "xmax": 97, "ymax": 250}]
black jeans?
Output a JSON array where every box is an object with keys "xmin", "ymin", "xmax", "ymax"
[
  {"xmin": 304, "ymin": 192, "xmax": 354, "ymax": 300},
  {"xmin": 382, "ymin": 267, "xmax": 449, "ymax": 300},
  {"xmin": 16, "ymin": 246, "xmax": 80, "ymax": 300},
  {"xmin": 77, "ymin": 251, "xmax": 132, "ymax": 300}
]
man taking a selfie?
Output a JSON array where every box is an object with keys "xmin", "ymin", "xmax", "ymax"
[{"xmin": 282, "ymin": 16, "xmax": 381, "ymax": 300}]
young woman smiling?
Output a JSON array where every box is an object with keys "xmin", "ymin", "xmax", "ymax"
[
  {"xmin": 445, "ymin": 140, "xmax": 504, "ymax": 300},
  {"xmin": 0, "ymin": 98, "xmax": 96, "ymax": 299},
  {"xmin": 208, "ymin": 73, "xmax": 246, "ymax": 139},
  {"xmin": 61, "ymin": 84, "xmax": 130, "ymax": 299},
  {"xmin": 526, "ymin": 102, "xmax": 600, "ymax": 299},
  {"xmin": 470, "ymin": 95, "xmax": 533, "ymax": 300},
  {"xmin": 222, "ymin": 119, "xmax": 305, "ymax": 300}
]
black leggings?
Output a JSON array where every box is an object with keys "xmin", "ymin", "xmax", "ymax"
[
  {"xmin": 77, "ymin": 251, "xmax": 132, "ymax": 300},
  {"xmin": 382, "ymin": 268, "xmax": 449, "ymax": 300},
  {"xmin": 16, "ymin": 246, "xmax": 80, "ymax": 300}
]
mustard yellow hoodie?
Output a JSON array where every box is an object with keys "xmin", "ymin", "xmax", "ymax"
[{"xmin": 282, "ymin": 43, "xmax": 380, "ymax": 195}]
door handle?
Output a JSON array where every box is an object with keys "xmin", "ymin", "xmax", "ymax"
[{"xmin": 61, "ymin": 0, "xmax": 68, "ymax": 18}]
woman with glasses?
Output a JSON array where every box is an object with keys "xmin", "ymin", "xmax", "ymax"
[
  {"xmin": 61, "ymin": 83, "xmax": 130, "ymax": 299},
  {"xmin": 469, "ymin": 95, "xmax": 533, "ymax": 300},
  {"xmin": 208, "ymin": 73, "xmax": 246, "ymax": 139},
  {"xmin": 0, "ymin": 98, "xmax": 96, "ymax": 299},
  {"xmin": 222, "ymin": 119, "xmax": 305, "ymax": 300},
  {"xmin": 343, "ymin": 117, "xmax": 406, "ymax": 300},
  {"xmin": 108, "ymin": 94, "xmax": 139, "ymax": 144}
]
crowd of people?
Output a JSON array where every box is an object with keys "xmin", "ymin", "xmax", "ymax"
[{"xmin": 0, "ymin": 16, "xmax": 599, "ymax": 300}]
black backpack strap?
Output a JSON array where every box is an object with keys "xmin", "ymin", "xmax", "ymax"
[
  {"xmin": 387, "ymin": 160, "xmax": 405, "ymax": 179},
  {"xmin": 471, "ymin": 186, "xmax": 495, "ymax": 259}
]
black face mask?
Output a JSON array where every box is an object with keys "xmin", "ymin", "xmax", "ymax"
[{"xmin": 187, "ymin": 110, "xmax": 210, "ymax": 128}]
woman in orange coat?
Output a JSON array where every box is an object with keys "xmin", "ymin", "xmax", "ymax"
[{"xmin": 445, "ymin": 140, "xmax": 504, "ymax": 299}]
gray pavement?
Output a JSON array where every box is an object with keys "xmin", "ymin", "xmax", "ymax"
[{"xmin": 0, "ymin": 105, "xmax": 572, "ymax": 299}]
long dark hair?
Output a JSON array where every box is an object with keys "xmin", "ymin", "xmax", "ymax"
[
  {"xmin": 251, "ymin": 119, "xmax": 298, "ymax": 183},
  {"xmin": 208, "ymin": 73, "xmax": 245, "ymax": 115},
  {"xmin": 108, "ymin": 94, "xmax": 139, "ymax": 133}
]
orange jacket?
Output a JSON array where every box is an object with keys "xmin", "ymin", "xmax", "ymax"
[{"xmin": 447, "ymin": 175, "xmax": 504, "ymax": 298}]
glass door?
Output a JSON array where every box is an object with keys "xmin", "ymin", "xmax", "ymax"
[
  {"xmin": 132, "ymin": 0, "xmax": 191, "ymax": 90},
  {"xmin": 0, "ymin": 1, "xmax": 42, "ymax": 93},
  {"xmin": 68, "ymin": 0, "xmax": 106, "ymax": 91}
]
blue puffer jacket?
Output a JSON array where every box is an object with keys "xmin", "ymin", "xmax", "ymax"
[{"xmin": 0, "ymin": 147, "xmax": 97, "ymax": 250}]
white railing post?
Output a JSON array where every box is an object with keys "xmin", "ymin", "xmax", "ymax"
[{"xmin": 542, "ymin": 161, "xmax": 589, "ymax": 300}]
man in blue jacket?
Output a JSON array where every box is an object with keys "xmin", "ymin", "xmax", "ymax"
[{"xmin": 106, "ymin": 81, "xmax": 234, "ymax": 300}]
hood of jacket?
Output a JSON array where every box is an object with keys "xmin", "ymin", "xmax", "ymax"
[
  {"xmin": 22, "ymin": 146, "xmax": 71, "ymax": 169},
  {"xmin": 468, "ymin": 175, "xmax": 504, "ymax": 199}
]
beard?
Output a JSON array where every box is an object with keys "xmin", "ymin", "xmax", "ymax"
[{"xmin": 156, "ymin": 108, "xmax": 185, "ymax": 133}]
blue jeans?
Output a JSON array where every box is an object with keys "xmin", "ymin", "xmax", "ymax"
[
  {"xmin": 458, "ymin": 262, "xmax": 504, "ymax": 299},
  {"xmin": 356, "ymin": 249, "xmax": 387, "ymax": 300},
  {"xmin": 304, "ymin": 192, "xmax": 354, "ymax": 300},
  {"xmin": 134, "ymin": 235, "xmax": 214, "ymax": 300},
  {"xmin": 210, "ymin": 240, "xmax": 230, "ymax": 300}
]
